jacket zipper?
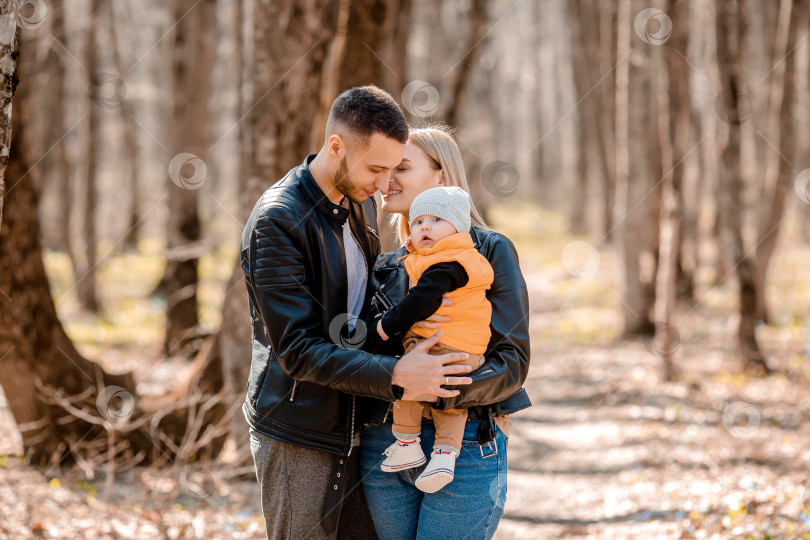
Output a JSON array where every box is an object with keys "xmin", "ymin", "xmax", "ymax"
[
  {"xmin": 345, "ymin": 218, "xmax": 368, "ymax": 456},
  {"xmin": 381, "ymin": 402, "xmax": 392, "ymax": 424},
  {"xmin": 347, "ymin": 395, "xmax": 356, "ymax": 456},
  {"xmin": 289, "ymin": 380, "xmax": 298, "ymax": 402}
]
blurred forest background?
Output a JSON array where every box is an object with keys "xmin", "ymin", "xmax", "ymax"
[{"xmin": 1, "ymin": 0, "xmax": 810, "ymax": 538}]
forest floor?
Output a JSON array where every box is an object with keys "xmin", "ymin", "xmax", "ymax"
[{"xmin": 2, "ymin": 205, "xmax": 810, "ymax": 539}]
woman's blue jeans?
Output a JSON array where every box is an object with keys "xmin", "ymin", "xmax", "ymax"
[{"xmin": 360, "ymin": 417, "xmax": 508, "ymax": 540}]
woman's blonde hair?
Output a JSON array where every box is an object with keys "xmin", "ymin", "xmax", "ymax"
[{"xmin": 392, "ymin": 125, "xmax": 488, "ymax": 245}]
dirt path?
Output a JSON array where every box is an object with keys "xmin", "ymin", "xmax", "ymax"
[{"xmin": 495, "ymin": 259, "xmax": 810, "ymax": 539}]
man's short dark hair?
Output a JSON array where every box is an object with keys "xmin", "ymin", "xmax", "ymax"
[{"xmin": 326, "ymin": 85, "xmax": 409, "ymax": 145}]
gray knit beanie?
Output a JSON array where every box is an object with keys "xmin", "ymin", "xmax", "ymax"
[{"xmin": 409, "ymin": 186, "xmax": 472, "ymax": 235}]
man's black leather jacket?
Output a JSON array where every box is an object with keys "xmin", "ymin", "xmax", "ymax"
[
  {"xmin": 241, "ymin": 155, "xmax": 401, "ymax": 456},
  {"xmin": 358, "ymin": 226, "xmax": 532, "ymax": 426}
]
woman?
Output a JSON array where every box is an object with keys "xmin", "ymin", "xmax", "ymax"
[{"xmin": 359, "ymin": 126, "xmax": 532, "ymax": 539}]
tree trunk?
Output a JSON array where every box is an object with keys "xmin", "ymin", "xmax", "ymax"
[
  {"xmin": 569, "ymin": 0, "xmax": 616, "ymax": 239},
  {"xmin": 0, "ymin": 4, "xmax": 228, "ymax": 465},
  {"xmin": 654, "ymin": 0, "xmax": 691, "ymax": 381},
  {"xmin": 715, "ymin": 0, "xmax": 772, "ymax": 374},
  {"xmin": 0, "ymin": 28, "xmax": 152, "ymax": 465},
  {"xmin": 797, "ymin": 0, "xmax": 810, "ymax": 243},
  {"xmin": 0, "ymin": 1, "xmax": 15, "ymax": 232},
  {"xmin": 567, "ymin": 0, "xmax": 593, "ymax": 235},
  {"xmin": 36, "ymin": 0, "xmax": 73, "ymax": 256},
  {"xmin": 107, "ymin": 0, "xmax": 142, "ymax": 252},
  {"xmin": 752, "ymin": 0, "xmax": 802, "ymax": 324},
  {"xmin": 212, "ymin": 0, "xmax": 338, "ymax": 447},
  {"xmin": 380, "ymin": 0, "xmax": 412, "ymax": 94},
  {"xmin": 212, "ymin": 1, "xmax": 380, "ymax": 535},
  {"xmin": 618, "ymin": 0, "xmax": 657, "ymax": 336},
  {"xmin": 76, "ymin": 0, "xmax": 102, "ymax": 313},
  {"xmin": 0, "ymin": 0, "xmax": 17, "ymax": 233},
  {"xmin": 162, "ymin": 0, "xmax": 217, "ymax": 356},
  {"xmin": 444, "ymin": 0, "xmax": 486, "ymax": 129},
  {"xmin": 597, "ymin": 0, "xmax": 618, "ymax": 241}
]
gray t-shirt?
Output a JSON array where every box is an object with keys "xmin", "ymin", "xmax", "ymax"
[{"xmin": 341, "ymin": 199, "xmax": 367, "ymax": 331}]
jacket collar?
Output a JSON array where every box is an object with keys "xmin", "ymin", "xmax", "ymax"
[{"xmin": 298, "ymin": 154, "xmax": 351, "ymax": 223}]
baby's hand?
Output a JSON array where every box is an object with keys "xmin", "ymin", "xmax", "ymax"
[{"xmin": 376, "ymin": 320, "xmax": 389, "ymax": 341}]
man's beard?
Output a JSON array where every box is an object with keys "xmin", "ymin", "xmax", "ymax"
[{"xmin": 334, "ymin": 157, "xmax": 366, "ymax": 203}]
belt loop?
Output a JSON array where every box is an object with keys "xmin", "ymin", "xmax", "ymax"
[{"xmin": 322, "ymin": 455, "xmax": 349, "ymax": 535}]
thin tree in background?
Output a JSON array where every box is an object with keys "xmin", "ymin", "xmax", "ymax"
[
  {"xmin": 616, "ymin": 0, "xmax": 658, "ymax": 336},
  {"xmin": 208, "ymin": 0, "xmax": 340, "ymax": 440},
  {"xmin": 752, "ymin": 0, "xmax": 803, "ymax": 324},
  {"xmin": 568, "ymin": 0, "xmax": 616, "ymax": 236},
  {"xmin": 597, "ymin": 1, "xmax": 618, "ymax": 240},
  {"xmin": 40, "ymin": 0, "xmax": 73, "ymax": 257},
  {"xmin": 75, "ymin": 0, "xmax": 102, "ymax": 312},
  {"xmin": 107, "ymin": 0, "xmax": 143, "ymax": 252},
  {"xmin": 444, "ymin": 0, "xmax": 486, "ymax": 129},
  {"xmin": 798, "ymin": 0, "xmax": 810, "ymax": 243},
  {"xmin": 654, "ymin": 0, "xmax": 691, "ymax": 381},
  {"xmin": 713, "ymin": 0, "xmax": 803, "ymax": 373},
  {"xmin": 162, "ymin": 0, "xmax": 216, "ymax": 355},
  {"xmin": 0, "ymin": 0, "xmax": 18, "ymax": 231},
  {"xmin": 379, "ymin": 0, "xmax": 412, "ymax": 93}
]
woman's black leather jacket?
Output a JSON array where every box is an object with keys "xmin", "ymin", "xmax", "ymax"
[{"xmin": 358, "ymin": 226, "xmax": 532, "ymax": 426}]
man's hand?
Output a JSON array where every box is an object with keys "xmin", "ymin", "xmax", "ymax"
[
  {"xmin": 391, "ymin": 331, "xmax": 472, "ymax": 398},
  {"xmin": 411, "ymin": 294, "xmax": 452, "ymax": 330}
]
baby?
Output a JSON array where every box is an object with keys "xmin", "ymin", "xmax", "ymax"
[{"xmin": 375, "ymin": 186, "xmax": 494, "ymax": 493}]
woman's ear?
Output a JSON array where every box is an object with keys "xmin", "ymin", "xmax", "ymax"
[{"xmin": 437, "ymin": 170, "xmax": 447, "ymax": 186}]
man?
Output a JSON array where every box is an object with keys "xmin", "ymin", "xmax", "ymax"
[{"xmin": 241, "ymin": 86, "xmax": 473, "ymax": 539}]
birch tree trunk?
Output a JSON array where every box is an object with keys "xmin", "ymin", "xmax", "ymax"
[{"xmin": 0, "ymin": 0, "xmax": 17, "ymax": 232}]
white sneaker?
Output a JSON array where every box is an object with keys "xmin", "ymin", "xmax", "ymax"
[
  {"xmin": 380, "ymin": 439, "xmax": 427, "ymax": 472},
  {"xmin": 414, "ymin": 448, "xmax": 458, "ymax": 493}
]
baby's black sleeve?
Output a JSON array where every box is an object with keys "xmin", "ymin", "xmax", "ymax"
[{"xmin": 379, "ymin": 262, "xmax": 469, "ymax": 339}]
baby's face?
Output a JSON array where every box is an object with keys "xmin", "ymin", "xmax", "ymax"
[{"xmin": 410, "ymin": 215, "xmax": 458, "ymax": 249}]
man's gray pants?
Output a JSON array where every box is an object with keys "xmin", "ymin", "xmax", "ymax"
[{"xmin": 249, "ymin": 429, "xmax": 378, "ymax": 540}]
